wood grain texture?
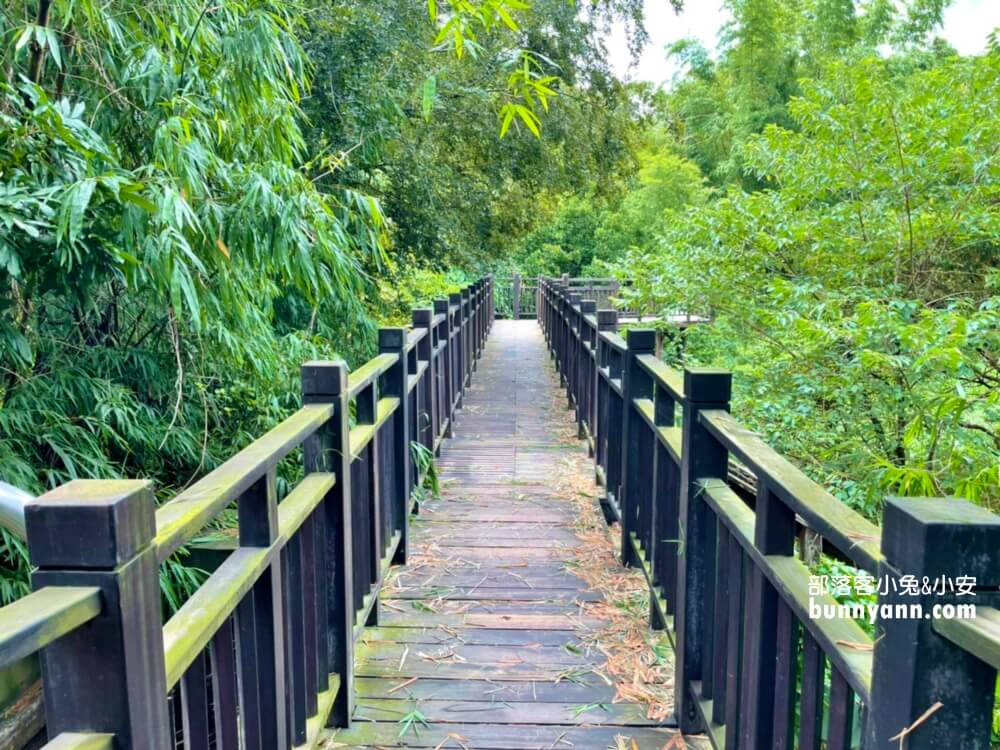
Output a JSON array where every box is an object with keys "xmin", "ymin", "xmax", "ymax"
[{"xmin": 324, "ymin": 321, "xmax": 705, "ymax": 749}]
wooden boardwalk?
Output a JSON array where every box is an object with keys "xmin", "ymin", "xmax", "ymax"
[{"xmin": 326, "ymin": 321, "xmax": 700, "ymax": 750}]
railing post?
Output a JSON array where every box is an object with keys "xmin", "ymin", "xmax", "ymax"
[
  {"xmin": 536, "ymin": 275, "xmax": 542, "ymax": 326},
  {"xmin": 489, "ymin": 275, "xmax": 496, "ymax": 328},
  {"xmin": 449, "ymin": 292, "xmax": 464, "ymax": 409},
  {"xmin": 674, "ymin": 366, "xmax": 731, "ymax": 733},
  {"xmin": 864, "ymin": 498, "xmax": 1000, "ymax": 749},
  {"xmin": 513, "ymin": 274, "xmax": 522, "ymax": 320},
  {"xmin": 595, "ymin": 309, "xmax": 618, "ymax": 493},
  {"xmin": 413, "ymin": 308, "xmax": 435, "ymax": 458},
  {"xmin": 461, "ymin": 287, "xmax": 472, "ymax": 381},
  {"xmin": 619, "ymin": 329, "xmax": 656, "ymax": 567},
  {"xmin": 434, "ymin": 299, "xmax": 454, "ymax": 439},
  {"xmin": 579, "ymin": 300, "xmax": 597, "ymax": 442},
  {"xmin": 25, "ymin": 480, "xmax": 171, "ymax": 747},
  {"xmin": 470, "ymin": 282, "xmax": 479, "ymax": 365},
  {"xmin": 476, "ymin": 280, "xmax": 482, "ymax": 352},
  {"xmin": 379, "ymin": 328, "xmax": 411, "ymax": 565},
  {"xmin": 301, "ymin": 361, "xmax": 355, "ymax": 727},
  {"xmin": 556, "ymin": 282, "xmax": 569, "ymax": 384}
]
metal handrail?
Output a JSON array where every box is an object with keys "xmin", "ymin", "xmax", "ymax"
[{"xmin": 0, "ymin": 481, "xmax": 31, "ymax": 538}]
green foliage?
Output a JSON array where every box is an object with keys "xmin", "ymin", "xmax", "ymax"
[
  {"xmin": 616, "ymin": 48, "xmax": 1000, "ymax": 518},
  {"xmin": 0, "ymin": 0, "xmax": 648, "ymax": 607}
]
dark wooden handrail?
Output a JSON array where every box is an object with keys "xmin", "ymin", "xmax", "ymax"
[
  {"xmin": 539, "ymin": 276, "xmax": 1000, "ymax": 750},
  {"xmin": 0, "ymin": 277, "xmax": 495, "ymax": 750}
]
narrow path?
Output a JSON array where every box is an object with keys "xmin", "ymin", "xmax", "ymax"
[{"xmin": 327, "ymin": 321, "xmax": 700, "ymax": 749}]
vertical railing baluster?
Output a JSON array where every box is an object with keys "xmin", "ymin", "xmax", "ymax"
[
  {"xmin": 413, "ymin": 308, "xmax": 435, "ymax": 458},
  {"xmin": 26, "ymin": 480, "xmax": 172, "ymax": 748},
  {"xmin": 379, "ymin": 328, "xmax": 410, "ymax": 565},
  {"xmin": 579, "ymin": 300, "xmax": 597, "ymax": 445},
  {"xmin": 301, "ymin": 361, "xmax": 354, "ymax": 727},
  {"xmin": 595, "ymin": 310, "xmax": 617, "ymax": 496},
  {"xmin": 234, "ymin": 470, "xmax": 288, "ymax": 750},
  {"xmin": 619, "ymin": 329, "xmax": 655, "ymax": 568},
  {"xmin": 566, "ymin": 292, "xmax": 580, "ymax": 408},
  {"xmin": 435, "ymin": 299, "xmax": 453, "ymax": 440},
  {"xmin": 461, "ymin": 287, "xmax": 472, "ymax": 385},
  {"xmin": 282, "ymin": 534, "xmax": 307, "ymax": 745},
  {"xmin": 606, "ymin": 341, "xmax": 625, "ymax": 520},
  {"xmin": 741, "ymin": 483, "xmax": 796, "ymax": 746},
  {"xmin": 650, "ymin": 378, "xmax": 677, "ymax": 629},
  {"xmin": 449, "ymin": 292, "xmax": 464, "ymax": 410},
  {"xmin": 674, "ymin": 366, "xmax": 731, "ymax": 733},
  {"xmin": 352, "ymin": 379, "xmax": 378, "ymax": 621},
  {"xmin": 865, "ymin": 498, "xmax": 1000, "ymax": 749},
  {"xmin": 210, "ymin": 618, "xmax": 240, "ymax": 749}
]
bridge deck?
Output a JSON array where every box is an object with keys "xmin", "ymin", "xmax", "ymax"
[{"xmin": 325, "ymin": 321, "xmax": 703, "ymax": 749}]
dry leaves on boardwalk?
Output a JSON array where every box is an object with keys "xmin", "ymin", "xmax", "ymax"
[{"xmin": 544, "ymin": 388, "xmax": 677, "ymax": 724}]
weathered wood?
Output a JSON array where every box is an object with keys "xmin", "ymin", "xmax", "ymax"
[
  {"xmin": 354, "ymin": 676, "xmax": 616, "ymax": 703},
  {"xmin": 330, "ymin": 721, "xmax": 698, "ymax": 749},
  {"xmin": 359, "ymin": 626, "xmax": 587, "ymax": 647},
  {"xmin": 865, "ymin": 498, "xmax": 1000, "ymax": 749},
  {"xmin": 153, "ymin": 405, "xmax": 332, "ymax": 562},
  {"xmin": 180, "ymin": 650, "xmax": 211, "ymax": 750},
  {"xmin": 41, "ymin": 734, "xmax": 115, "ymax": 750},
  {"xmin": 0, "ymin": 587, "xmax": 100, "ymax": 670},
  {"xmin": 163, "ymin": 474, "xmax": 334, "ymax": 688},
  {"xmin": 236, "ymin": 471, "xmax": 287, "ymax": 750},
  {"xmin": 675, "ymin": 367, "xmax": 731, "ymax": 733},
  {"xmin": 798, "ymin": 630, "xmax": 825, "ymax": 750},
  {"xmin": 933, "ymin": 605, "xmax": 1000, "ymax": 670},
  {"xmin": 27, "ymin": 480, "xmax": 172, "ymax": 748},
  {"xmin": 329, "ymin": 320, "xmax": 699, "ymax": 748},
  {"xmin": 700, "ymin": 409, "xmax": 882, "ymax": 572},
  {"xmin": 302, "ymin": 360, "xmax": 356, "ymax": 727},
  {"xmin": 379, "ymin": 328, "xmax": 411, "ymax": 566},
  {"xmin": 355, "ymin": 697, "xmax": 657, "ymax": 725}
]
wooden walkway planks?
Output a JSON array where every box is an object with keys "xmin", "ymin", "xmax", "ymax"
[{"xmin": 325, "ymin": 321, "xmax": 703, "ymax": 750}]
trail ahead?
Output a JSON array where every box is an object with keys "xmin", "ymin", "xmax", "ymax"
[{"xmin": 327, "ymin": 321, "xmax": 702, "ymax": 749}]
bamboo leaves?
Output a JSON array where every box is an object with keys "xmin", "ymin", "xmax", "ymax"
[{"xmin": 55, "ymin": 178, "xmax": 96, "ymax": 252}]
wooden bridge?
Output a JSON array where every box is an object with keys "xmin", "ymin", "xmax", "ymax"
[{"xmin": 1, "ymin": 277, "xmax": 998, "ymax": 750}]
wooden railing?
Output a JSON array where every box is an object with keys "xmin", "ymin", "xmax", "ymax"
[
  {"xmin": 0, "ymin": 277, "xmax": 494, "ymax": 750},
  {"xmin": 540, "ymin": 277, "xmax": 1000, "ymax": 750}
]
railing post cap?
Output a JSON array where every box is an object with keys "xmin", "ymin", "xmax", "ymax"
[
  {"xmin": 597, "ymin": 309, "xmax": 618, "ymax": 328},
  {"xmin": 460, "ymin": 287, "xmax": 470, "ymax": 299},
  {"xmin": 378, "ymin": 327, "xmax": 407, "ymax": 351},
  {"xmin": 412, "ymin": 308, "xmax": 433, "ymax": 325},
  {"xmin": 580, "ymin": 300, "xmax": 597, "ymax": 313},
  {"xmin": 683, "ymin": 367, "xmax": 732, "ymax": 403},
  {"xmin": 433, "ymin": 298, "xmax": 449, "ymax": 312},
  {"xmin": 26, "ymin": 479, "xmax": 155, "ymax": 568},
  {"xmin": 883, "ymin": 497, "xmax": 1000, "ymax": 578},
  {"xmin": 626, "ymin": 328, "xmax": 657, "ymax": 352},
  {"xmin": 302, "ymin": 359, "xmax": 348, "ymax": 396},
  {"xmin": 449, "ymin": 292, "xmax": 462, "ymax": 304}
]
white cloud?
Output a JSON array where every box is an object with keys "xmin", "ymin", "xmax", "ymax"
[{"xmin": 605, "ymin": 0, "xmax": 1000, "ymax": 86}]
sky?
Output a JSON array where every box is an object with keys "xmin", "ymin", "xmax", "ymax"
[{"xmin": 604, "ymin": 0, "xmax": 1000, "ymax": 85}]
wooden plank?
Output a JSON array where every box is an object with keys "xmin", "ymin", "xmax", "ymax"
[
  {"xmin": 390, "ymin": 571, "xmax": 588, "ymax": 590},
  {"xmin": 358, "ymin": 626, "xmax": 587, "ymax": 648},
  {"xmin": 357, "ymin": 642, "xmax": 604, "ymax": 668},
  {"xmin": 382, "ymin": 601, "xmax": 598, "ymax": 617},
  {"xmin": 328, "ymin": 721, "xmax": 700, "ymax": 749},
  {"xmin": 384, "ymin": 587, "xmax": 601, "ymax": 602},
  {"xmin": 353, "ymin": 698, "xmax": 656, "ymax": 725}
]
